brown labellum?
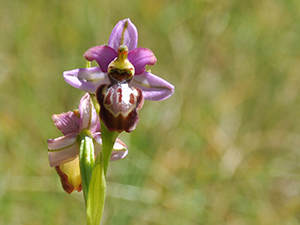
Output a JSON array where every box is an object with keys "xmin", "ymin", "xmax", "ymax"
[{"xmin": 96, "ymin": 83, "xmax": 144, "ymax": 133}]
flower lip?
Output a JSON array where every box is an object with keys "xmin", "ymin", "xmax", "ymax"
[
  {"xmin": 55, "ymin": 157, "xmax": 82, "ymax": 193},
  {"xmin": 96, "ymin": 83, "xmax": 144, "ymax": 133}
]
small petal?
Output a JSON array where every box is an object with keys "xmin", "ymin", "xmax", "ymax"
[
  {"xmin": 108, "ymin": 18, "xmax": 138, "ymax": 52},
  {"xmin": 130, "ymin": 71, "xmax": 175, "ymax": 101},
  {"xmin": 93, "ymin": 132, "xmax": 128, "ymax": 160},
  {"xmin": 48, "ymin": 134, "xmax": 79, "ymax": 167},
  {"xmin": 56, "ymin": 157, "xmax": 82, "ymax": 193},
  {"xmin": 128, "ymin": 48, "xmax": 157, "ymax": 75},
  {"xmin": 78, "ymin": 93, "xmax": 99, "ymax": 131},
  {"xmin": 84, "ymin": 45, "xmax": 117, "ymax": 72},
  {"xmin": 52, "ymin": 111, "xmax": 80, "ymax": 135},
  {"xmin": 110, "ymin": 138, "xmax": 128, "ymax": 161},
  {"xmin": 63, "ymin": 67, "xmax": 109, "ymax": 93}
]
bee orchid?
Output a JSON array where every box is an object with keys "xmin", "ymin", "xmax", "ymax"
[{"xmin": 63, "ymin": 19, "xmax": 174, "ymax": 133}]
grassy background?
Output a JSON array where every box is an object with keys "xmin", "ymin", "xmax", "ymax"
[{"xmin": 1, "ymin": 0, "xmax": 300, "ymax": 224}]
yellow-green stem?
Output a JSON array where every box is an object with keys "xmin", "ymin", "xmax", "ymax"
[{"xmin": 100, "ymin": 120, "xmax": 119, "ymax": 177}]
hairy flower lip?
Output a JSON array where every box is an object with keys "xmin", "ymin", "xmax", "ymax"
[{"xmin": 96, "ymin": 82, "xmax": 144, "ymax": 133}]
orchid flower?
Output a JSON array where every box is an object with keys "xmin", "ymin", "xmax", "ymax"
[
  {"xmin": 47, "ymin": 93, "xmax": 127, "ymax": 193},
  {"xmin": 63, "ymin": 18, "xmax": 174, "ymax": 133}
]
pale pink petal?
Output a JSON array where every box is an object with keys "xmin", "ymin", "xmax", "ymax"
[
  {"xmin": 47, "ymin": 134, "xmax": 79, "ymax": 167},
  {"xmin": 93, "ymin": 133, "xmax": 128, "ymax": 161},
  {"xmin": 78, "ymin": 93, "xmax": 99, "ymax": 131},
  {"xmin": 52, "ymin": 111, "xmax": 80, "ymax": 135},
  {"xmin": 63, "ymin": 67, "xmax": 109, "ymax": 94},
  {"xmin": 111, "ymin": 138, "xmax": 128, "ymax": 161}
]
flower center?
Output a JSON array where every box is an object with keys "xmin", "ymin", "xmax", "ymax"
[
  {"xmin": 78, "ymin": 129, "xmax": 93, "ymax": 140},
  {"xmin": 107, "ymin": 45, "xmax": 135, "ymax": 83}
]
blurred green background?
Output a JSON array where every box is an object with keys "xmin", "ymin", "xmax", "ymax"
[{"xmin": 1, "ymin": 0, "xmax": 300, "ymax": 224}]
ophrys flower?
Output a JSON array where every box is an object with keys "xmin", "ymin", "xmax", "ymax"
[{"xmin": 63, "ymin": 19, "xmax": 174, "ymax": 133}]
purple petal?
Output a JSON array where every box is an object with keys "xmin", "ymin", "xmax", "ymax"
[
  {"xmin": 47, "ymin": 134, "xmax": 79, "ymax": 167},
  {"xmin": 63, "ymin": 67, "xmax": 109, "ymax": 94},
  {"xmin": 78, "ymin": 93, "xmax": 100, "ymax": 131},
  {"xmin": 84, "ymin": 45, "xmax": 117, "ymax": 72},
  {"xmin": 108, "ymin": 18, "xmax": 138, "ymax": 52},
  {"xmin": 128, "ymin": 48, "xmax": 157, "ymax": 75},
  {"xmin": 93, "ymin": 133, "xmax": 128, "ymax": 160},
  {"xmin": 130, "ymin": 71, "xmax": 175, "ymax": 101},
  {"xmin": 52, "ymin": 111, "xmax": 80, "ymax": 135}
]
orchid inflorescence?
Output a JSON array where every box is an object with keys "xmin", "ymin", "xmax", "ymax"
[{"xmin": 47, "ymin": 18, "xmax": 174, "ymax": 225}]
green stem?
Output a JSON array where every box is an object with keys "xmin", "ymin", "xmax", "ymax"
[{"xmin": 100, "ymin": 120, "xmax": 119, "ymax": 177}]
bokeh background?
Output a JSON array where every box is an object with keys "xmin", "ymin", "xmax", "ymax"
[{"xmin": 1, "ymin": 0, "xmax": 300, "ymax": 224}]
